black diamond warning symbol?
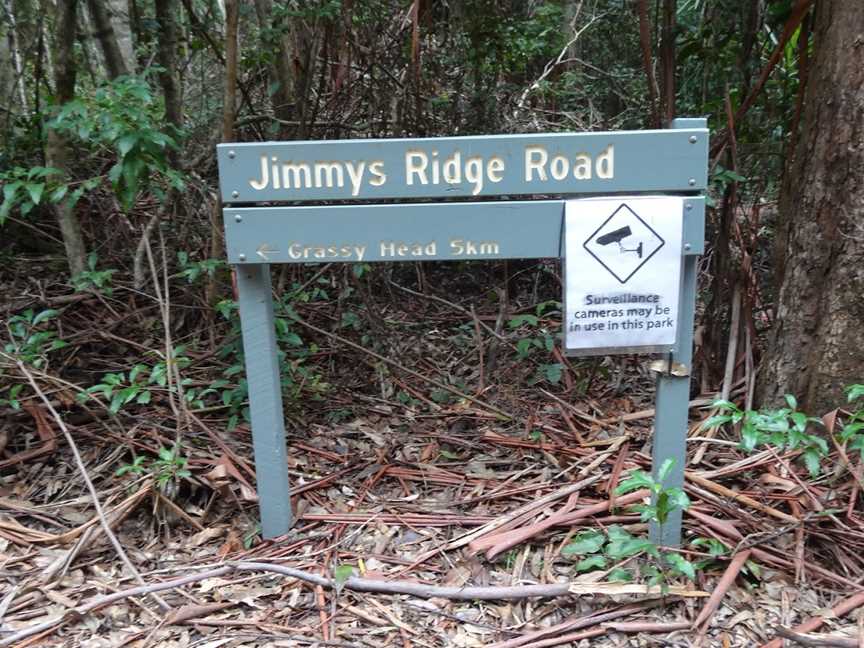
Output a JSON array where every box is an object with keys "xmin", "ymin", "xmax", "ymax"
[{"xmin": 583, "ymin": 204, "xmax": 665, "ymax": 284}]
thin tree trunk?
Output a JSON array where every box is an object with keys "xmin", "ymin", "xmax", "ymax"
[
  {"xmin": 205, "ymin": 0, "xmax": 237, "ymax": 305},
  {"xmin": 154, "ymin": 0, "xmax": 181, "ymax": 133},
  {"xmin": 109, "ymin": 0, "xmax": 135, "ymax": 72},
  {"xmin": 85, "ymin": 0, "xmax": 129, "ymax": 79},
  {"xmin": 253, "ymin": 0, "xmax": 296, "ymax": 138},
  {"xmin": 760, "ymin": 1, "xmax": 864, "ymax": 412},
  {"xmin": 46, "ymin": 0, "xmax": 87, "ymax": 277},
  {"xmin": 222, "ymin": 0, "xmax": 237, "ymax": 142},
  {"xmin": 636, "ymin": 0, "xmax": 660, "ymax": 128},
  {"xmin": 2, "ymin": 0, "xmax": 27, "ymax": 111},
  {"xmin": 659, "ymin": 0, "xmax": 676, "ymax": 125}
]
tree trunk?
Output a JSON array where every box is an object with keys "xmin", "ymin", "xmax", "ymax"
[
  {"xmin": 659, "ymin": 0, "xmax": 676, "ymax": 125},
  {"xmin": 84, "ymin": 0, "xmax": 131, "ymax": 79},
  {"xmin": 109, "ymin": 0, "xmax": 135, "ymax": 72},
  {"xmin": 760, "ymin": 1, "xmax": 864, "ymax": 413},
  {"xmin": 46, "ymin": 0, "xmax": 88, "ymax": 277},
  {"xmin": 0, "ymin": 20, "xmax": 14, "ymax": 115},
  {"xmin": 253, "ymin": 0, "xmax": 297, "ymax": 138},
  {"xmin": 154, "ymin": 0, "xmax": 181, "ymax": 133}
]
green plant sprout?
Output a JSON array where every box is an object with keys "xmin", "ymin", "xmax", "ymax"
[
  {"xmin": 704, "ymin": 395, "xmax": 828, "ymax": 476},
  {"xmin": 71, "ymin": 252, "xmax": 116, "ymax": 295},
  {"xmin": 563, "ymin": 459, "xmax": 696, "ymax": 590},
  {"xmin": 508, "ymin": 301, "xmax": 563, "ymax": 385},
  {"xmin": 4, "ymin": 309, "xmax": 68, "ymax": 367},
  {"xmin": 116, "ymin": 444, "xmax": 191, "ymax": 493}
]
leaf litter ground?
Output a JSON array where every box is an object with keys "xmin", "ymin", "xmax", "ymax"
[{"xmin": 1, "ymin": 261, "xmax": 863, "ymax": 647}]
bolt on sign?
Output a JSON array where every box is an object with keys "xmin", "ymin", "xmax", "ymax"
[{"xmin": 217, "ymin": 119, "xmax": 708, "ymax": 546}]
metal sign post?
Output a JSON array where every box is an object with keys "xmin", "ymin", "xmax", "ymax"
[{"xmin": 217, "ymin": 120, "xmax": 708, "ymax": 542}]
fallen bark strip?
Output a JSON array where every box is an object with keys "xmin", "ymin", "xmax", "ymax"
[
  {"xmin": 0, "ymin": 561, "xmax": 690, "ymax": 646},
  {"xmin": 692, "ymin": 550, "xmax": 752, "ymax": 630},
  {"xmin": 518, "ymin": 627, "xmax": 606, "ymax": 648},
  {"xmin": 604, "ymin": 621, "xmax": 691, "ymax": 633},
  {"xmin": 774, "ymin": 627, "xmax": 857, "ymax": 648},
  {"xmin": 760, "ymin": 590, "xmax": 864, "ymax": 648},
  {"xmin": 472, "ymin": 489, "xmax": 649, "ymax": 559},
  {"xmin": 685, "ymin": 472, "xmax": 799, "ymax": 524},
  {"xmin": 487, "ymin": 601, "xmax": 665, "ymax": 648}
]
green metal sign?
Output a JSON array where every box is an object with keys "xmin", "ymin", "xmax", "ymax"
[
  {"xmin": 218, "ymin": 119, "xmax": 708, "ymax": 546},
  {"xmin": 217, "ymin": 128, "xmax": 707, "ymax": 203}
]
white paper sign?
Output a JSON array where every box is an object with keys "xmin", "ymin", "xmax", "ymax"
[{"xmin": 564, "ymin": 196, "xmax": 683, "ymax": 355}]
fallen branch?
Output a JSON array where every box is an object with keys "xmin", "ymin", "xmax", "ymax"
[
  {"xmin": 760, "ymin": 590, "xmax": 864, "ymax": 648},
  {"xmin": 0, "ymin": 560, "xmax": 698, "ymax": 646},
  {"xmin": 774, "ymin": 627, "xmax": 857, "ymax": 648}
]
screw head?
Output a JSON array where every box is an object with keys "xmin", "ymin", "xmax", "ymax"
[
  {"xmin": 689, "ymin": 135, "xmax": 698, "ymax": 144},
  {"xmin": 228, "ymin": 150, "xmax": 236, "ymax": 159},
  {"xmin": 686, "ymin": 203, "xmax": 693, "ymax": 211},
  {"xmin": 234, "ymin": 214, "xmax": 243, "ymax": 223},
  {"xmin": 684, "ymin": 243, "xmax": 692, "ymax": 251},
  {"xmin": 231, "ymin": 190, "xmax": 240, "ymax": 199},
  {"xmin": 238, "ymin": 253, "xmax": 246, "ymax": 262},
  {"xmin": 688, "ymin": 178, "xmax": 696, "ymax": 186}
]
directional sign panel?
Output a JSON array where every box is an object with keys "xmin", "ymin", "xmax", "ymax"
[
  {"xmin": 564, "ymin": 196, "xmax": 684, "ymax": 356},
  {"xmin": 224, "ymin": 201, "xmax": 565, "ymax": 264}
]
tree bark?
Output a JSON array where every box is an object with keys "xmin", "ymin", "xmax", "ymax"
[
  {"xmin": 85, "ymin": 0, "xmax": 129, "ymax": 79},
  {"xmin": 154, "ymin": 0, "xmax": 181, "ymax": 133},
  {"xmin": 659, "ymin": 0, "xmax": 676, "ymax": 125},
  {"xmin": 46, "ymin": 0, "xmax": 88, "ymax": 277},
  {"xmin": 253, "ymin": 0, "xmax": 297, "ymax": 138},
  {"xmin": 760, "ymin": 1, "xmax": 864, "ymax": 413}
]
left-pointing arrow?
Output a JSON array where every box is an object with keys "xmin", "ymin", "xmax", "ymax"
[{"xmin": 256, "ymin": 244, "xmax": 279, "ymax": 261}]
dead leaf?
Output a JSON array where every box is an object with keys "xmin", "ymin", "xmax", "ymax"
[{"xmin": 166, "ymin": 602, "xmax": 233, "ymax": 625}]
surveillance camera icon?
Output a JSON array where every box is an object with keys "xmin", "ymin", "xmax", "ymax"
[{"xmin": 596, "ymin": 226, "xmax": 643, "ymax": 259}]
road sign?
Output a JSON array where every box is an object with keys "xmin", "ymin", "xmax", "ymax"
[
  {"xmin": 217, "ymin": 128, "xmax": 708, "ymax": 203},
  {"xmin": 218, "ymin": 119, "xmax": 708, "ymax": 547},
  {"xmin": 564, "ymin": 196, "xmax": 684, "ymax": 356},
  {"xmin": 224, "ymin": 201, "xmax": 564, "ymax": 265}
]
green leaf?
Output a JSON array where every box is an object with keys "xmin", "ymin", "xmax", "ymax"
[
  {"xmin": 802, "ymin": 449, "xmax": 821, "ymax": 477},
  {"xmin": 605, "ymin": 526, "xmax": 657, "ymax": 559},
  {"xmin": 665, "ymin": 552, "xmax": 696, "ymax": 580},
  {"xmin": 614, "ymin": 470, "xmax": 654, "ymax": 495},
  {"xmin": 542, "ymin": 363, "xmax": 562, "ymax": 384},
  {"xmin": 608, "ymin": 568, "xmax": 633, "ymax": 583},
  {"xmin": 658, "ymin": 458, "xmax": 675, "ymax": 483},
  {"xmin": 32, "ymin": 309, "xmax": 59, "ymax": 326},
  {"xmin": 117, "ymin": 133, "xmax": 139, "ymax": 157},
  {"xmin": 701, "ymin": 414, "xmax": 732, "ymax": 429},
  {"xmin": 744, "ymin": 560, "xmax": 762, "ymax": 578},
  {"xmin": 575, "ymin": 555, "xmax": 606, "ymax": 572},
  {"xmin": 49, "ymin": 185, "xmax": 68, "ymax": 203},
  {"xmin": 334, "ymin": 564, "xmax": 355, "ymax": 587},
  {"xmin": 508, "ymin": 314, "xmax": 538, "ymax": 329},
  {"xmin": 109, "ymin": 392, "xmax": 126, "ymax": 414},
  {"xmin": 516, "ymin": 338, "xmax": 533, "ymax": 358},
  {"xmin": 136, "ymin": 390, "xmax": 151, "ymax": 405},
  {"xmin": 740, "ymin": 422, "xmax": 761, "ymax": 452},
  {"xmin": 25, "ymin": 182, "xmax": 45, "ymax": 205},
  {"xmin": 711, "ymin": 399, "xmax": 739, "ymax": 412},
  {"xmin": 846, "ymin": 384, "xmax": 864, "ymax": 403},
  {"xmin": 562, "ymin": 530, "xmax": 605, "ymax": 556},
  {"xmin": 784, "ymin": 394, "xmax": 798, "ymax": 410},
  {"xmin": 3, "ymin": 180, "xmax": 21, "ymax": 204}
]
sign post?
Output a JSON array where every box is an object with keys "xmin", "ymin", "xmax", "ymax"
[{"xmin": 217, "ymin": 120, "xmax": 708, "ymax": 542}]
